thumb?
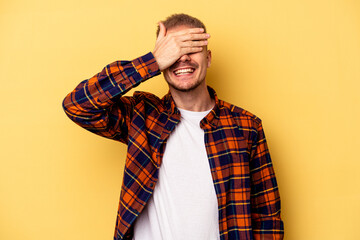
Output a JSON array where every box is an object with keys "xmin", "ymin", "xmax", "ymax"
[{"xmin": 157, "ymin": 22, "xmax": 166, "ymax": 39}]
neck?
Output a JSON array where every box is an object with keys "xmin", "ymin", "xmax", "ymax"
[{"xmin": 169, "ymin": 83, "xmax": 215, "ymax": 112}]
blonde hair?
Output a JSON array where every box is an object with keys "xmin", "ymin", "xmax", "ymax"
[{"xmin": 156, "ymin": 13, "xmax": 207, "ymax": 37}]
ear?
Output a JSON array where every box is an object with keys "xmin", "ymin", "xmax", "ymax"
[{"xmin": 207, "ymin": 50, "xmax": 212, "ymax": 68}]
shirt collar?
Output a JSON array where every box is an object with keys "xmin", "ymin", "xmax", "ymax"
[{"xmin": 163, "ymin": 86, "xmax": 220, "ymax": 129}]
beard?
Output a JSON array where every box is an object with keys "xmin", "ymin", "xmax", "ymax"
[{"xmin": 166, "ymin": 77, "xmax": 204, "ymax": 92}]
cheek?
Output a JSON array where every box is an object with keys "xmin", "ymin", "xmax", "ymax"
[{"xmin": 164, "ymin": 70, "xmax": 172, "ymax": 78}]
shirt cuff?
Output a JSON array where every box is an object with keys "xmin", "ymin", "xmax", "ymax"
[{"xmin": 132, "ymin": 52, "xmax": 160, "ymax": 80}]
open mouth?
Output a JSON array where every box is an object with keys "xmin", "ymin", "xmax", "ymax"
[{"xmin": 173, "ymin": 68, "xmax": 195, "ymax": 76}]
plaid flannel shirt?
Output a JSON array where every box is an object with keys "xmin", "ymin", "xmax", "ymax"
[{"xmin": 63, "ymin": 52, "xmax": 284, "ymax": 240}]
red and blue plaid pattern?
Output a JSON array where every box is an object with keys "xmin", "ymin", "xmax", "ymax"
[{"xmin": 63, "ymin": 52, "xmax": 284, "ymax": 240}]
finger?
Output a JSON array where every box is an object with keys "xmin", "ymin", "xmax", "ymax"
[
  {"xmin": 181, "ymin": 40, "xmax": 208, "ymax": 47},
  {"xmin": 171, "ymin": 27, "xmax": 205, "ymax": 36},
  {"xmin": 179, "ymin": 33, "xmax": 210, "ymax": 42},
  {"xmin": 182, "ymin": 46, "xmax": 204, "ymax": 54},
  {"xmin": 157, "ymin": 22, "xmax": 166, "ymax": 39}
]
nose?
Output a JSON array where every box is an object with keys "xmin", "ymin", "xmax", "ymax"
[{"xmin": 178, "ymin": 54, "xmax": 191, "ymax": 62}]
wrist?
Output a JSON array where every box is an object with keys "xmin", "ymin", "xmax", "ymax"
[{"xmin": 152, "ymin": 51, "xmax": 165, "ymax": 71}]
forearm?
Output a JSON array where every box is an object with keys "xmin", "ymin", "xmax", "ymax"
[{"xmin": 62, "ymin": 52, "xmax": 160, "ymax": 141}]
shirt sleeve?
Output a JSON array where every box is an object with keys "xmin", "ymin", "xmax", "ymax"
[
  {"xmin": 250, "ymin": 120, "xmax": 284, "ymax": 239},
  {"xmin": 62, "ymin": 52, "xmax": 160, "ymax": 144}
]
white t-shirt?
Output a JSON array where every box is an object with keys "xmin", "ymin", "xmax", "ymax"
[{"xmin": 133, "ymin": 108, "xmax": 220, "ymax": 240}]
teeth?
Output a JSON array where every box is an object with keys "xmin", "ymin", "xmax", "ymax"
[{"xmin": 174, "ymin": 68, "xmax": 194, "ymax": 75}]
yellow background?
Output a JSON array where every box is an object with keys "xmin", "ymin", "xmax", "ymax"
[{"xmin": 1, "ymin": 0, "xmax": 359, "ymax": 239}]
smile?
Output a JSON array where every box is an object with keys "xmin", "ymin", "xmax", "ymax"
[{"xmin": 173, "ymin": 68, "xmax": 195, "ymax": 76}]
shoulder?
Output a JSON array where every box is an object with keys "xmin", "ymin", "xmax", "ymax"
[
  {"xmin": 132, "ymin": 91, "xmax": 165, "ymax": 112},
  {"xmin": 218, "ymin": 99, "xmax": 262, "ymax": 129},
  {"xmin": 133, "ymin": 90, "xmax": 160, "ymax": 101}
]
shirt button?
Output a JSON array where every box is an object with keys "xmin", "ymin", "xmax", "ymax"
[
  {"xmin": 149, "ymin": 182, "xmax": 154, "ymax": 188},
  {"xmin": 148, "ymin": 69, "xmax": 152, "ymax": 73}
]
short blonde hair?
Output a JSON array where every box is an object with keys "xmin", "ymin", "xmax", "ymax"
[{"xmin": 156, "ymin": 13, "xmax": 207, "ymax": 37}]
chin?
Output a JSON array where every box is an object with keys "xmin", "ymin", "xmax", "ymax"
[{"xmin": 167, "ymin": 80, "xmax": 204, "ymax": 93}]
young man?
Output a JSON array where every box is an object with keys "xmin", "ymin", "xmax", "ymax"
[{"xmin": 63, "ymin": 14, "xmax": 284, "ymax": 240}]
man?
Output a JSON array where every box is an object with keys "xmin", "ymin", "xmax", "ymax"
[{"xmin": 63, "ymin": 13, "xmax": 284, "ymax": 240}]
